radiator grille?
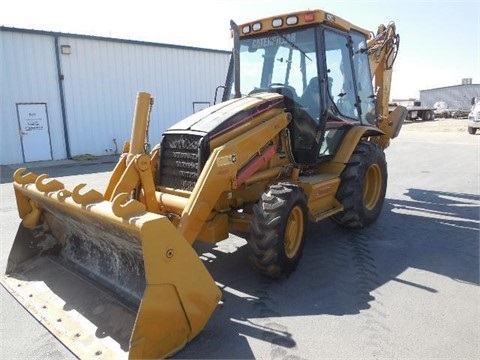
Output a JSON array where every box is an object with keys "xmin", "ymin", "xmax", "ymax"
[{"xmin": 158, "ymin": 134, "xmax": 204, "ymax": 191}]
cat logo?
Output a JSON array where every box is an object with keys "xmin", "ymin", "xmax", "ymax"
[{"xmin": 325, "ymin": 13, "xmax": 336, "ymax": 22}]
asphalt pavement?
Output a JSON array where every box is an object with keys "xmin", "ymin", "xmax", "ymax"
[{"xmin": 1, "ymin": 121, "xmax": 479, "ymax": 360}]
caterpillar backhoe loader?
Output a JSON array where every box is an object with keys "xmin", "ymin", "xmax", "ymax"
[{"xmin": 1, "ymin": 9, "xmax": 406, "ymax": 359}]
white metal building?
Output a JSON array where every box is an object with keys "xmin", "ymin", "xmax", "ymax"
[
  {"xmin": 419, "ymin": 83, "xmax": 480, "ymax": 111},
  {"xmin": 1, "ymin": 27, "xmax": 231, "ymax": 165}
]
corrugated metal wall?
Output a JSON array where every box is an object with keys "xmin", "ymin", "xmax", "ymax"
[
  {"xmin": 1, "ymin": 30, "xmax": 66, "ymax": 164},
  {"xmin": 420, "ymin": 84, "xmax": 480, "ymax": 110},
  {"xmin": 59, "ymin": 37, "xmax": 229, "ymax": 157},
  {"xmin": 1, "ymin": 28, "xmax": 230, "ymax": 165}
]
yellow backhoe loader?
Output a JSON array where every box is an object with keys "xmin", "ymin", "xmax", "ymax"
[{"xmin": 1, "ymin": 9, "xmax": 407, "ymax": 359}]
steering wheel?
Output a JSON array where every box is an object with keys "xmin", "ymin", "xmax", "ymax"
[{"xmin": 267, "ymin": 83, "xmax": 285, "ymax": 88}]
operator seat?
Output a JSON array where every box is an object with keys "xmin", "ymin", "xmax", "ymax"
[
  {"xmin": 286, "ymin": 78, "xmax": 320, "ymax": 163},
  {"xmin": 299, "ymin": 77, "xmax": 320, "ymax": 118},
  {"xmin": 249, "ymin": 85, "xmax": 318, "ymax": 163}
]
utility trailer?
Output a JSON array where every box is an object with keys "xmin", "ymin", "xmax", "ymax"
[{"xmin": 390, "ymin": 99, "xmax": 435, "ymax": 121}]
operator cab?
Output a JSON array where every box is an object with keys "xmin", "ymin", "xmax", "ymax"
[{"xmin": 224, "ymin": 15, "xmax": 376, "ymax": 165}]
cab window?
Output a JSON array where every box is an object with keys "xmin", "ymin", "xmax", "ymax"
[
  {"xmin": 351, "ymin": 31, "xmax": 376, "ymax": 124},
  {"xmin": 324, "ymin": 29, "xmax": 357, "ymax": 120}
]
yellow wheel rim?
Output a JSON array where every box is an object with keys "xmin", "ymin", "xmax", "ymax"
[
  {"xmin": 364, "ymin": 163, "xmax": 382, "ymax": 211},
  {"xmin": 284, "ymin": 205, "xmax": 304, "ymax": 259}
]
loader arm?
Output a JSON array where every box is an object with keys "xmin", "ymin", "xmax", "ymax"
[
  {"xmin": 103, "ymin": 92, "xmax": 159, "ymax": 213},
  {"xmin": 179, "ymin": 108, "xmax": 291, "ymax": 245}
]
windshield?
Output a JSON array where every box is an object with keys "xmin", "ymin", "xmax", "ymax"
[
  {"xmin": 231, "ymin": 27, "xmax": 319, "ymax": 118},
  {"xmin": 226, "ymin": 25, "xmax": 375, "ymax": 127}
]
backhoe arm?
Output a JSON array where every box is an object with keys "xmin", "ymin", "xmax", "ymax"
[{"xmin": 367, "ymin": 22, "xmax": 406, "ymax": 147}]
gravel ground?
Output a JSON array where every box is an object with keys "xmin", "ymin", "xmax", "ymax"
[{"xmin": 401, "ymin": 117, "xmax": 471, "ymax": 133}]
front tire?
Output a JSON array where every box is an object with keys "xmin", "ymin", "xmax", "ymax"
[
  {"xmin": 248, "ymin": 184, "xmax": 308, "ymax": 278},
  {"xmin": 468, "ymin": 127, "xmax": 477, "ymax": 135},
  {"xmin": 332, "ymin": 141, "xmax": 387, "ymax": 228}
]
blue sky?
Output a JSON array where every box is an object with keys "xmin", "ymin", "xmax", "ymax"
[{"xmin": 1, "ymin": 0, "xmax": 479, "ymax": 100}]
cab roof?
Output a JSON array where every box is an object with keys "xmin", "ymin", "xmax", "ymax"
[{"xmin": 237, "ymin": 9, "xmax": 371, "ymax": 38}]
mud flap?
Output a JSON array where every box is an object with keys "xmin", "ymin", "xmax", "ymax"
[{"xmin": 2, "ymin": 173, "xmax": 222, "ymax": 359}]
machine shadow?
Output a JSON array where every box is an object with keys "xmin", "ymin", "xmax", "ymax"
[
  {"xmin": 176, "ymin": 188, "xmax": 479, "ymax": 358},
  {"xmin": 2, "ymin": 182, "xmax": 478, "ymax": 359}
]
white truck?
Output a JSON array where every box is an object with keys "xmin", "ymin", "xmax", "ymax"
[
  {"xmin": 433, "ymin": 101, "xmax": 450, "ymax": 118},
  {"xmin": 467, "ymin": 98, "xmax": 480, "ymax": 134}
]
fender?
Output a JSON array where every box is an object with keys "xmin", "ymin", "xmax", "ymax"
[{"xmin": 317, "ymin": 125, "xmax": 384, "ymax": 175}]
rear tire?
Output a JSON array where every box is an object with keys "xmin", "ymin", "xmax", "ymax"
[
  {"xmin": 422, "ymin": 110, "xmax": 434, "ymax": 121},
  {"xmin": 468, "ymin": 127, "xmax": 477, "ymax": 135},
  {"xmin": 248, "ymin": 184, "xmax": 308, "ymax": 278},
  {"xmin": 332, "ymin": 141, "xmax": 387, "ymax": 228}
]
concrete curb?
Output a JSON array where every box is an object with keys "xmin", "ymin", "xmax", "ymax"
[{"xmin": 0, "ymin": 155, "xmax": 119, "ymax": 184}]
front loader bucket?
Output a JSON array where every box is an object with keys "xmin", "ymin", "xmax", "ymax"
[{"xmin": 1, "ymin": 169, "xmax": 221, "ymax": 359}]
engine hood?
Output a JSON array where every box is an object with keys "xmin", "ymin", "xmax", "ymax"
[{"xmin": 165, "ymin": 92, "xmax": 284, "ymax": 138}]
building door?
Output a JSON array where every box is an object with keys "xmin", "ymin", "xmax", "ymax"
[{"xmin": 17, "ymin": 103, "xmax": 53, "ymax": 162}]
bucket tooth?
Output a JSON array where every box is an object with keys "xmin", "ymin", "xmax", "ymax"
[
  {"xmin": 111, "ymin": 193, "xmax": 146, "ymax": 218},
  {"xmin": 35, "ymin": 174, "xmax": 64, "ymax": 192},
  {"xmin": 56, "ymin": 189, "xmax": 72, "ymax": 201},
  {"xmin": 71, "ymin": 184, "xmax": 104, "ymax": 205},
  {"xmin": 13, "ymin": 168, "xmax": 39, "ymax": 185}
]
